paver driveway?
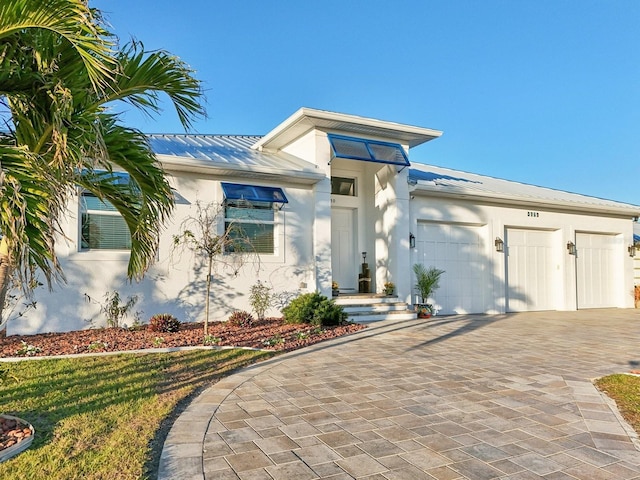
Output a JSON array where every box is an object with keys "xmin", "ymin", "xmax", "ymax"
[{"xmin": 159, "ymin": 309, "xmax": 640, "ymax": 479}]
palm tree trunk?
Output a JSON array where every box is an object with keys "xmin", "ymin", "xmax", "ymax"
[{"xmin": 0, "ymin": 238, "xmax": 13, "ymax": 338}]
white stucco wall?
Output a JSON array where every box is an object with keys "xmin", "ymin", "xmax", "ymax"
[
  {"xmin": 9, "ymin": 171, "xmax": 318, "ymax": 335},
  {"xmin": 409, "ymin": 194, "xmax": 636, "ymax": 313}
]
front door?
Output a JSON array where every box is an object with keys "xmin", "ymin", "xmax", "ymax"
[{"xmin": 331, "ymin": 208, "xmax": 356, "ymax": 291}]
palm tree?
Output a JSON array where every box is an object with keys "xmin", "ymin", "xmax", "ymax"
[
  {"xmin": 413, "ymin": 264, "xmax": 445, "ymax": 305},
  {"xmin": 0, "ymin": 0, "xmax": 205, "ymax": 334}
]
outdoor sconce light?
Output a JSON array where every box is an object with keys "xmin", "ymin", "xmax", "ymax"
[
  {"xmin": 567, "ymin": 241, "xmax": 576, "ymax": 255},
  {"xmin": 629, "ymin": 244, "xmax": 636, "ymax": 257},
  {"xmin": 409, "ymin": 233, "xmax": 416, "ymax": 249},
  {"xmin": 494, "ymin": 237, "xmax": 504, "ymax": 252}
]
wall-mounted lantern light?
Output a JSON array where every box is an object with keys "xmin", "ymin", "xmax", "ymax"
[
  {"xmin": 494, "ymin": 237, "xmax": 504, "ymax": 252},
  {"xmin": 629, "ymin": 244, "xmax": 636, "ymax": 257},
  {"xmin": 409, "ymin": 233, "xmax": 416, "ymax": 249},
  {"xmin": 567, "ymin": 241, "xmax": 576, "ymax": 255}
]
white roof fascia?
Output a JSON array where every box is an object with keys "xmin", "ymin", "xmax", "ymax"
[
  {"xmin": 158, "ymin": 155, "xmax": 325, "ymax": 185},
  {"xmin": 252, "ymin": 107, "xmax": 443, "ymax": 152},
  {"xmin": 409, "ymin": 183, "xmax": 640, "ymax": 218}
]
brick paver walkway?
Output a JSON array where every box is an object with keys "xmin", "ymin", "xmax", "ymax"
[{"xmin": 159, "ymin": 309, "xmax": 640, "ymax": 479}]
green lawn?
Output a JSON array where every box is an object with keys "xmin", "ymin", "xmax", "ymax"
[
  {"xmin": 0, "ymin": 349, "xmax": 273, "ymax": 479},
  {"xmin": 595, "ymin": 374, "xmax": 640, "ymax": 436}
]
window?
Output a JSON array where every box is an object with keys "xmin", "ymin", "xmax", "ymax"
[
  {"xmin": 80, "ymin": 194, "xmax": 131, "ymax": 250},
  {"xmin": 221, "ymin": 182, "xmax": 287, "ymax": 255},
  {"xmin": 331, "ymin": 177, "xmax": 356, "ymax": 196},
  {"xmin": 225, "ymin": 201, "xmax": 275, "ymax": 254}
]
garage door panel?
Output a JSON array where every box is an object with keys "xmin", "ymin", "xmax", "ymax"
[
  {"xmin": 506, "ymin": 229, "xmax": 555, "ymax": 312},
  {"xmin": 416, "ymin": 223, "xmax": 489, "ymax": 314},
  {"xmin": 576, "ymin": 233, "xmax": 616, "ymax": 308}
]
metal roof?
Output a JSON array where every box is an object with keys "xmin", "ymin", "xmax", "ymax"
[
  {"xmin": 147, "ymin": 134, "xmax": 323, "ymax": 184},
  {"xmin": 409, "ymin": 163, "xmax": 640, "ymax": 216},
  {"xmin": 146, "ymin": 134, "xmax": 640, "ymax": 217}
]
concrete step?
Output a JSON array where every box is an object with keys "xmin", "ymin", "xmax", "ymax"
[
  {"xmin": 334, "ymin": 295, "xmax": 401, "ymax": 306},
  {"xmin": 348, "ymin": 310, "xmax": 417, "ymax": 323},
  {"xmin": 333, "ymin": 295, "xmax": 417, "ymax": 323},
  {"xmin": 342, "ymin": 303, "xmax": 410, "ymax": 314}
]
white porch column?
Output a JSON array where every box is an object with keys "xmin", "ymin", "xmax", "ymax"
[
  {"xmin": 313, "ymin": 179, "xmax": 332, "ymax": 297},
  {"xmin": 375, "ymin": 166, "xmax": 411, "ymax": 302}
]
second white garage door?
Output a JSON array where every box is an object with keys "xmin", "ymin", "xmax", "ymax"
[
  {"xmin": 415, "ymin": 222, "xmax": 489, "ymax": 314},
  {"xmin": 576, "ymin": 232, "xmax": 617, "ymax": 309},
  {"xmin": 506, "ymin": 228, "xmax": 557, "ymax": 312}
]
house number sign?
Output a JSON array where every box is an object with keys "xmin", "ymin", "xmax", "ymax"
[{"xmin": 527, "ymin": 211, "xmax": 539, "ymax": 217}]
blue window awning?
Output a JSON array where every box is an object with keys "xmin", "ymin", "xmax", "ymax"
[
  {"xmin": 327, "ymin": 134, "xmax": 410, "ymax": 167},
  {"xmin": 221, "ymin": 182, "xmax": 288, "ymax": 205}
]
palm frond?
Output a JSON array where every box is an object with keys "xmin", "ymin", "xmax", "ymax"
[
  {"xmin": 99, "ymin": 41, "xmax": 205, "ymax": 130},
  {"xmin": 0, "ymin": 142, "xmax": 63, "ymax": 288},
  {"xmin": 0, "ymin": 0, "xmax": 115, "ymax": 89}
]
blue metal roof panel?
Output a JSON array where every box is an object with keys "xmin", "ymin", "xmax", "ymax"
[
  {"xmin": 327, "ymin": 134, "xmax": 410, "ymax": 166},
  {"xmin": 221, "ymin": 182, "xmax": 288, "ymax": 204}
]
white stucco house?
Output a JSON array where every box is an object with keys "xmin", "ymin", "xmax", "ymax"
[
  {"xmin": 634, "ymin": 222, "xmax": 640, "ymax": 287},
  {"xmin": 10, "ymin": 108, "xmax": 640, "ymax": 334}
]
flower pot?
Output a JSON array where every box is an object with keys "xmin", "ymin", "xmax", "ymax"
[
  {"xmin": 415, "ymin": 304, "xmax": 432, "ymax": 319},
  {"xmin": 0, "ymin": 414, "xmax": 34, "ymax": 463}
]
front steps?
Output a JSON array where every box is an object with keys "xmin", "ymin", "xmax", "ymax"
[{"xmin": 333, "ymin": 294, "xmax": 417, "ymax": 323}]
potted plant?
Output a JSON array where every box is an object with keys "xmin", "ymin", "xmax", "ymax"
[
  {"xmin": 332, "ymin": 281, "xmax": 339, "ymax": 297},
  {"xmin": 413, "ymin": 264, "xmax": 445, "ymax": 318},
  {"xmin": 383, "ymin": 281, "xmax": 395, "ymax": 296}
]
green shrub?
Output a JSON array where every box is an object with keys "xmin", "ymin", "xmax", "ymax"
[
  {"xmin": 282, "ymin": 292, "xmax": 347, "ymax": 326},
  {"xmin": 148, "ymin": 314, "xmax": 181, "ymax": 333},
  {"xmin": 228, "ymin": 310, "xmax": 254, "ymax": 327},
  {"xmin": 249, "ymin": 281, "xmax": 272, "ymax": 319},
  {"xmin": 95, "ymin": 290, "xmax": 141, "ymax": 328}
]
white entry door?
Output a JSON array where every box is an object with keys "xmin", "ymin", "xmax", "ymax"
[
  {"xmin": 576, "ymin": 233, "xmax": 616, "ymax": 309},
  {"xmin": 506, "ymin": 228, "xmax": 556, "ymax": 312},
  {"xmin": 331, "ymin": 208, "xmax": 356, "ymax": 291}
]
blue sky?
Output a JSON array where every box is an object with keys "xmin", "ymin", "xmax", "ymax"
[{"xmin": 94, "ymin": 0, "xmax": 640, "ymax": 206}]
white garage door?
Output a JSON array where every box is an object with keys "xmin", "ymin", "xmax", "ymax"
[
  {"xmin": 506, "ymin": 228, "xmax": 556, "ymax": 312},
  {"xmin": 416, "ymin": 222, "xmax": 488, "ymax": 314},
  {"xmin": 576, "ymin": 233, "xmax": 616, "ymax": 309}
]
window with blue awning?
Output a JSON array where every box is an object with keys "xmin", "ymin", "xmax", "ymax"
[{"xmin": 221, "ymin": 182, "xmax": 286, "ymax": 254}]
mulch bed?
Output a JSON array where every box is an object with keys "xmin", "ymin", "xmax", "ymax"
[
  {"xmin": 0, "ymin": 318, "xmax": 365, "ymax": 460},
  {"xmin": 0, "ymin": 318, "xmax": 365, "ymax": 358}
]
